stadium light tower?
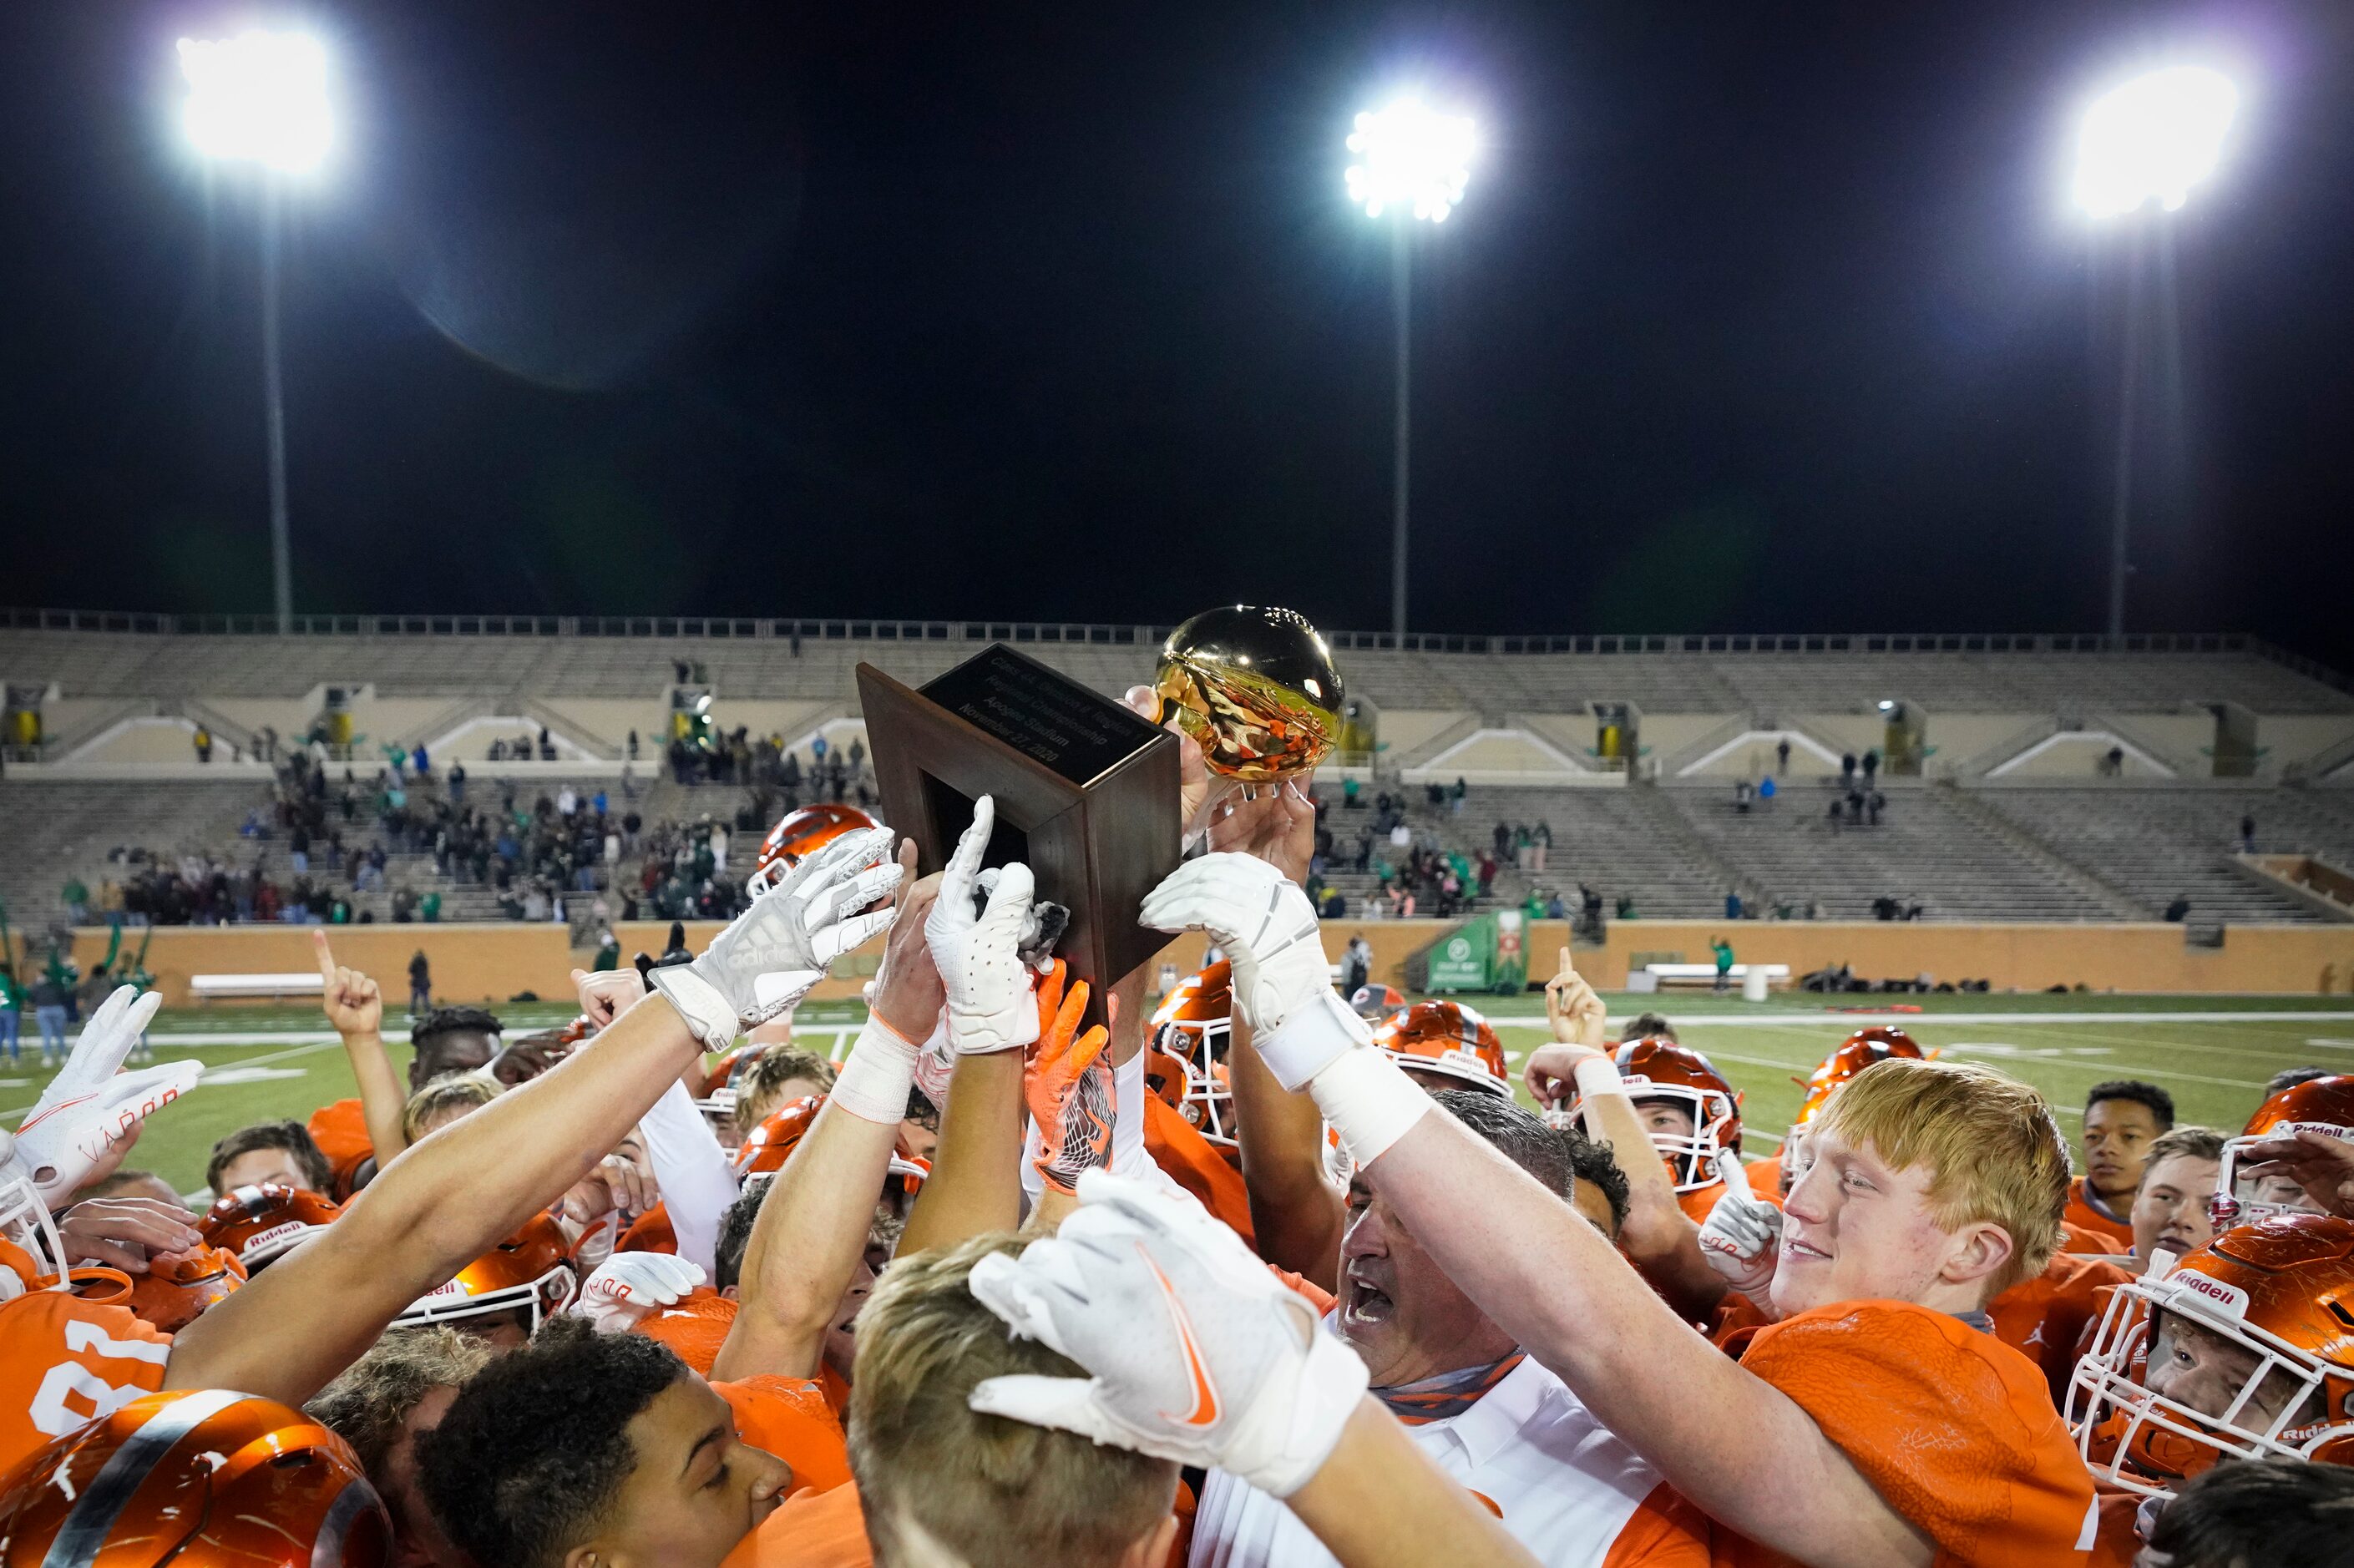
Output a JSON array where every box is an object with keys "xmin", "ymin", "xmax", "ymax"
[
  {"xmin": 1347, "ymin": 94, "xmax": 1476, "ymax": 640},
  {"xmin": 177, "ymin": 28, "xmax": 336, "ymax": 635},
  {"xmin": 2073, "ymin": 65, "xmax": 2237, "ymax": 641}
]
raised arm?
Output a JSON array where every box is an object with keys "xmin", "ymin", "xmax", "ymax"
[
  {"xmin": 1147, "ymin": 856, "xmax": 1935, "ymax": 1568},
  {"xmin": 1228, "ymin": 1015, "xmax": 1344, "ymax": 1289},
  {"xmin": 1526, "ymin": 956, "xmax": 1724, "ymax": 1317},
  {"xmin": 714, "ymin": 843, "xmax": 944, "ymax": 1381},
  {"xmin": 171, "ymin": 828, "xmax": 901, "ymax": 1408},
  {"xmin": 313, "ymin": 931, "xmax": 408, "ymax": 1164}
]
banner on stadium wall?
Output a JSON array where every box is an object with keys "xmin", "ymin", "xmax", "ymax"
[{"xmin": 1427, "ymin": 910, "xmax": 1526, "ymax": 995}]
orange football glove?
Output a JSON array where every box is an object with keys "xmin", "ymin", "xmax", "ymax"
[{"xmin": 1026, "ymin": 969, "xmax": 1114, "ymax": 1195}]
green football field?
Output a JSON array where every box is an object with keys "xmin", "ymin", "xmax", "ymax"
[{"xmin": 8, "ymin": 992, "xmax": 2354, "ymax": 1201}]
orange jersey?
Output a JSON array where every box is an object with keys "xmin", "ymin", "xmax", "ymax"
[
  {"xmin": 635, "ymin": 1289, "xmax": 739, "ymax": 1376},
  {"xmin": 1987, "ymin": 1252, "xmax": 2135, "ymax": 1411},
  {"xmin": 0, "ymin": 1287, "xmax": 174, "ymax": 1475},
  {"xmin": 717, "ymin": 1374, "xmax": 851, "ymax": 1500},
  {"xmin": 1744, "ymin": 1149, "xmax": 1785, "ymax": 1197},
  {"xmin": 2060, "ymin": 1219, "xmax": 2124, "ymax": 1257},
  {"xmin": 307, "ymin": 1098, "xmax": 374, "ymax": 1201},
  {"xmin": 726, "ymin": 1481, "xmax": 871, "ymax": 1568},
  {"xmin": 1143, "ymin": 1095, "xmax": 1255, "ymax": 1249},
  {"xmin": 1722, "ymin": 1301, "xmax": 2096, "ymax": 1566},
  {"xmin": 2062, "ymin": 1176, "xmax": 2135, "ymax": 1250},
  {"xmin": 620, "ymin": 1203, "xmax": 680, "ymax": 1254}
]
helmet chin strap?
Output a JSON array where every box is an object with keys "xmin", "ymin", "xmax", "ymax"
[{"xmin": 0, "ymin": 1130, "xmax": 70, "ymax": 1292}]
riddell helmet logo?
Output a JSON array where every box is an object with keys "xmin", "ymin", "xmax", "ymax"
[
  {"xmin": 241, "ymin": 1221, "xmax": 306, "ymax": 1257},
  {"xmin": 2277, "ymin": 1121, "xmax": 2354, "ymax": 1140},
  {"xmin": 2172, "ymin": 1272, "xmax": 2250, "ymax": 1319}
]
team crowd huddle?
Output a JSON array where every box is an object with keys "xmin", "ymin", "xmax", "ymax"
[{"xmin": 4, "ymin": 718, "xmax": 2354, "ymax": 1565}]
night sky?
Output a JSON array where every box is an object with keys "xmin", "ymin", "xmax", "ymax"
[{"xmin": 4, "ymin": 3, "xmax": 2351, "ymax": 668}]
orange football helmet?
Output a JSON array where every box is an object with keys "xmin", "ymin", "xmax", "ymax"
[
  {"xmin": 694, "ymin": 1043, "xmax": 770, "ymax": 1125},
  {"xmin": 2067, "ymin": 1213, "xmax": 2354, "ymax": 1500},
  {"xmin": 1794, "ymin": 1029, "xmax": 1932, "ymax": 1129},
  {"xmin": 0, "ymin": 1388, "xmax": 391, "ymax": 1565},
  {"xmin": 746, "ymin": 803, "xmax": 879, "ymax": 898},
  {"xmin": 127, "ymin": 1246, "xmax": 247, "ymax": 1333},
  {"xmin": 1151, "ymin": 964, "xmax": 1237, "ymax": 1144},
  {"xmin": 199, "ymin": 1183, "xmax": 343, "ymax": 1271},
  {"xmin": 1573, "ymin": 1038, "xmax": 1742, "ymax": 1190},
  {"xmin": 1373, "ymin": 1001, "xmax": 1510, "ymax": 1097},
  {"xmin": 1348, "ymin": 983, "xmax": 1407, "ymax": 1021},
  {"xmin": 736, "ymin": 1095, "xmax": 826, "ymax": 1177},
  {"xmin": 2215, "ymin": 1075, "xmax": 2354, "ymax": 1229},
  {"xmin": 392, "ymin": 1212, "xmax": 576, "ymax": 1334}
]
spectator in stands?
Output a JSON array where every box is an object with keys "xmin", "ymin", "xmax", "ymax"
[
  {"xmin": 1723, "ymin": 889, "xmax": 1743, "ymax": 920},
  {"xmin": 1840, "ymin": 751, "xmax": 1856, "ymax": 786},
  {"xmin": 207, "ymin": 1120, "xmax": 334, "ymax": 1197},
  {"xmin": 1531, "ymin": 820, "xmax": 1550, "ymax": 871},
  {"xmin": 2069, "ymin": 1080, "xmax": 2175, "ymax": 1246},
  {"xmin": 194, "ymin": 726, "xmax": 213, "ymax": 762},
  {"xmin": 1491, "ymin": 821, "xmax": 1510, "ymax": 861},
  {"xmin": 1861, "ymin": 747, "xmax": 1879, "ymax": 784},
  {"xmin": 412, "ymin": 744, "xmax": 429, "ymax": 778},
  {"xmin": 61, "ymin": 875, "xmax": 89, "ymax": 924},
  {"xmin": 1758, "ymin": 774, "xmax": 1777, "ymax": 808},
  {"xmin": 1340, "ymin": 933, "xmax": 1372, "ymax": 996},
  {"xmin": 28, "ymin": 967, "xmax": 70, "ymax": 1066},
  {"xmin": 1776, "ymin": 737, "xmax": 1791, "ymax": 774},
  {"xmin": 0, "ymin": 963, "xmax": 18, "ymax": 1065},
  {"xmin": 2164, "ymin": 893, "xmax": 2190, "ymax": 922},
  {"xmin": 1867, "ymin": 789, "xmax": 1885, "ymax": 826},
  {"xmin": 1734, "ymin": 778, "xmax": 1754, "ymax": 814},
  {"xmin": 1615, "ymin": 892, "xmax": 1636, "ymax": 919},
  {"xmin": 2240, "ymin": 812, "xmax": 2256, "ymax": 853}
]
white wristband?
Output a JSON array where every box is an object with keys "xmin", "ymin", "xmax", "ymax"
[
  {"xmin": 1309, "ymin": 1049, "xmax": 1433, "ymax": 1168},
  {"xmin": 1572, "ymin": 1057, "xmax": 1625, "ymax": 1105},
  {"xmin": 831, "ymin": 1014, "xmax": 920, "ymax": 1125},
  {"xmin": 648, "ymin": 968, "xmax": 737, "ymax": 1050}
]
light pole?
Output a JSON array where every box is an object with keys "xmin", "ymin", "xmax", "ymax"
[
  {"xmin": 178, "ymin": 29, "xmax": 335, "ymax": 635},
  {"xmin": 1347, "ymin": 96, "xmax": 1475, "ymax": 640},
  {"xmin": 2073, "ymin": 65, "xmax": 2236, "ymax": 641}
]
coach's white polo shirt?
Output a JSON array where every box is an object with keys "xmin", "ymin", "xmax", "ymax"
[{"xmin": 1189, "ymin": 1353, "xmax": 1693, "ymax": 1568}]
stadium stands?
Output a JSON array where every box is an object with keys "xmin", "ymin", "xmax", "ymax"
[{"xmin": 3, "ymin": 619, "xmax": 2351, "ymax": 934}]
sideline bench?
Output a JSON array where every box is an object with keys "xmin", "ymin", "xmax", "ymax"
[
  {"xmin": 1634, "ymin": 962, "xmax": 1791, "ymax": 993},
  {"xmin": 191, "ymin": 973, "xmax": 326, "ymax": 1002}
]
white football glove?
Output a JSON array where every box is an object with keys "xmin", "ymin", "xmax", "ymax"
[
  {"xmin": 1697, "ymin": 1150, "xmax": 1782, "ymax": 1303},
  {"xmin": 574, "ymin": 1251, "xmax": 706, "ymax": 1333},
  {"xmin": 650, "ymin": 827, "xmax": 902, "ymax": 1047},
  {"xmin": 1140, "ymin": 854, "xmax": 1364, "ymax": 1091},
  {"xmin": 967, "ymin": 1169, "xmax": 1369, "ymax": 1498},
  {"xmin": 14, "ymin": 988, "xmax": 200, "ymax": 1206},
  {"xmin": 924, "ymin": 796, "xmax": 1040, "ymax": 1055}
]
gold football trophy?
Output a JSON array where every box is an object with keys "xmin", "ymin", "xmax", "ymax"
[{"xmin": 1154, "ymin": 605, "xmax": 1345, "ymax": 783}]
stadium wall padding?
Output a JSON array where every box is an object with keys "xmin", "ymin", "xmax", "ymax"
[{"xmin": 59, "ymin": 916, "xmax": 2354, "ymax": 1007}]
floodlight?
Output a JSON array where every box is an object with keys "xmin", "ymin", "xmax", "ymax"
[
  {"xmin": 2074, "ymin": 66, "xmax": 2236, "ymax": 219},
  {"xmin": 178, "ymin": 29, "xmax": 333, "ymax": 175},
  {"xmin": 1345, "ymin": 95, "xmax": 1476, "ymax": 222}
]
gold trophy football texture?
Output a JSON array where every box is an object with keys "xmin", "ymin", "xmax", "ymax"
[{"xmin": 1152, "ymin": 604, "xmax": 1346, "ymax": 782}]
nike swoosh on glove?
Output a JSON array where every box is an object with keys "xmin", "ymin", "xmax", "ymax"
[
  {"xmin": 1140, "ymin": 854, "xmax": 1365, "ymax": 1090},
  {"xmin": 575, "ymin": 1252, "xmax": 706, "ymax": 1333},
  {"xmin": 925, "ymin": 795, "xmax": 1040, "ymax": 1055},
  {"xmin": 14, "ymin": 987, "xmax": 200, "ymax": 1205},
  {"xmin": 967, "ymin": 1169, "xmax": 1368, "ymax": 1498},
  {"xmin": 651, "ymin": 826, "xmax": 902, "ymax": 1047},
  {"xmin": 1697, "ymin": 1150, "xmax": 1782, "ymax": 1302}
]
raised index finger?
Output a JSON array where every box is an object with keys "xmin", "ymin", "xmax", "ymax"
[{"xmin": 311, "ymin": 928, "xmax": 339, "ymax": 986}]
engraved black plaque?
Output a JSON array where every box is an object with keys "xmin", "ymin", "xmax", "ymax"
[
  {"xmin": 919, "ymin": 644, "xmax": 1163, "ymax": 787},
  {"xmin": 858, "ymin": 645, "xmax": 1182, "ymax": 1024}
]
